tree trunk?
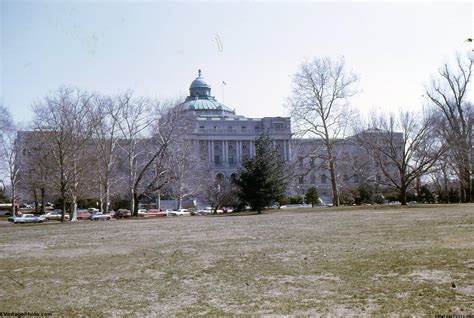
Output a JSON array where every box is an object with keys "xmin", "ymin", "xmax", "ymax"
[
  {"xmin": 61, "ymin": 196, "xmax": 67, "ymax": 222},
  {"xmin": 133, "ymin": 190, "xmax": 139, "ymax": 217},
  {"xmin": 33, "ymin": 188, "xmax": 38, "ymax": 214},
  {"xmin": 329, "ymin": 159, "xmax": 339, "ymax": 206},
  {"xmin": 400, "ymin": 184, "xmax": 407, "ymax": 205},
  {"xmin": 129, "ymin": 186, "xmax": 135, "ymax": 217},
  {"xmin": 443, "ymin": 169, "xmax": 448, "ymax": 203},
  {"xmin": 11, "ymin": 185, "xmax": 16, "ymax": 217},
  {"xmin": 99, "ymin": 182, "xmax": 104, "ymax": 213},
  {"xmin": 462, "ymin": 167, "xmax": 471, "ymax": 203},
  {"xmin": 105, "ymin": 181, "xmax": 110, "ymax": 213},
  {"xmin": 70, "ymin": 200, "xmax": 78, "ymax": 222},
  {"xmin": 71, "ymin": 195, "xmax": 78, "ymax": 222},
  {"xmin": 40, "ymin": 187, "xmax": 45, "ymax": 214}
]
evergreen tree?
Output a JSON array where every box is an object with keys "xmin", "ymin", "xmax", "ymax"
[
  {"xmin": 234, "ymin": 135, "xmax": 287, "ymax": 213},
  {"xmin": 305, "ymin": 187, "xmax": 320, "ymax": 207}
]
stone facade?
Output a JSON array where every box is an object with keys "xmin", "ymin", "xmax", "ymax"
[{"xmin": 179, "ymin": 70, "xmax": 292, "ymax": 180}]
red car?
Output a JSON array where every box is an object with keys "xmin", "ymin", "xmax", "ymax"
[
  {"xmin": 143, "ymin": 209, "xmax": 167, "ymax": 217},
  {"xmin": 76, "ymin": 210, "xmax": 92, "ymax": 220}
]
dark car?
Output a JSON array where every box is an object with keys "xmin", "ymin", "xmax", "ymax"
[{"xmin": 113, "ymin": 209, "xmax": 131, "ymax": 219}]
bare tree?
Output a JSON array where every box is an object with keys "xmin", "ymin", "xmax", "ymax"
[
  {"xmin": 205, "ymin": 176, "xmax": 238, "ymax": 213},
  {"xmin": 18, "ymin": 136, "xmax": 52, "ymax": 214},
  {"xmin": 355, "ymin": 111, "xmax": 446, "ymax": 205},
  {"xmin": 425, "ymin": 53, "xmax": 473, "ymax": 202},
  {"xmin": 112, "ymin": 94, "xmax": 186, "ymax": 216},
  {"xmin": 91, "ymin": 95, "xmax": 120, "ymax": 213},
  {"xmin": 0, "ymin": 105, "xmax": 20, "ymax": 216},
  {"xmin": 165, "ymin": 138, "xmax": 207, "ymax": 210},
  {"xmin": 32, "ymin": 87, "xmax": 96, "ymax": 221},
  {"xmin": 288, "ymin": 56, "xmax": 358, "ymax": 206},
  {"xmin": 427, "ymin": 153, "xmax": 458, "ymax": 203},
  {"xmin": 111, "ymin": 92, "xmax": 154, "ymax": 216}
]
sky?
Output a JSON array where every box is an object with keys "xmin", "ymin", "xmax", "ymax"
[{"xmin": 1, "ymin": 1, "xmax": 473, "ymax": 125}]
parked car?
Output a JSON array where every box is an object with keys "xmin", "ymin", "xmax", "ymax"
[
  {"xmin": 143, "ymin": 209, "xmax": 167, "ymax": 217},
  {"xmin": 88, "ymin": 208, "xmax": 99, "ymax": 214},
  {"xmin": 76, "ymin": 210, "xmax": 92, "ymax": 220},
  {"xmin": 169, "ymin": 209, "xmax": 191, "ymax": 216},
  {"xmin": 89, "ymin": 212, "xmax": 112, "ymax": 221},
  {"xmin": 137, "ymin": 209, "xmax": 147, "ymax": 217},
  {"xmin": 11, "ymin": 214, "xmax": 44, "ymax": 224},
  {"xmin": 43, "ymin": 211, "xmax": 69, "ymax": 221},
  {"xmin": 195, "ymin": 209, "xmax": 211, "ymax": 216},
  {"xmin": 114, "ymin": 209, "xmax": 131, "ymax": 219},
  {"xmin": 0, "ymin": 211, "xmax": 12, "ymax": 216}
]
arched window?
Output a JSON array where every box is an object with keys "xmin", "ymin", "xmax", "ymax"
[
  {"xmin": 321, "ymin": 175, "xmax": 327, "ymax": 184},
  {"xmin": 215, "ymin": 173, "xmax": 224, "ymax": 183}
]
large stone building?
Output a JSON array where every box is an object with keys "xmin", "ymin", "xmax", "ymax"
[
  {"xmin": 179, "ymin": 70, "xmax": 292, "ymax": 180},
  {"xmin": 15, "ymin": 70, "xmax": 402, "ymax": 208}
]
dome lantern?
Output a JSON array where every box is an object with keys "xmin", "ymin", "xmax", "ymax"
[{"xmin": 189, "ymin": 69, "xmax": 211, "ymax": 97}]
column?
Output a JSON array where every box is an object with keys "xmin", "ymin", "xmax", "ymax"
[
  {"xmin": 211, "ymin": 140, "xmax": 214, "ymax": 163},
  {"xmin": 223, "ymin": 140, "xmax": 227, "ymax": 165},
  {"xmin": 237, "ymin": 140, "xmax": 241, "ymax": 162},
  {"xmin": 208, "ymin": 140, "xmax": 211, "ymax": 162}
]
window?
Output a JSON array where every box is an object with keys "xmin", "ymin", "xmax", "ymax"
[
  {"xmin": 310, "ymin": 174, "xmax": 316, "ymax": 184},
  {"xmin": 214, "ymin": 155, "xmax": 221, "ymax": 165},
  {"xmin": 310, "ymin": 157, "xmax": 315, "ymax": 168},
  {"xmin": 274, "ymin": 123, "xmax": 284, "ymax": 130},
  {"xmin": 298, "ymin": 157, "xmax": 304, "ymax": 168},
  {"xmin": 321, "ymin": 175, "xmax": 327, "ymax": 184},
  {"xmin": 241, "ymin": 125, "xmax": 247, "ymax": 132},
  {"xmin": 213, "ymin": 126, "xmax": 218, "ymax": 132},
  {"xmin": 354, "ymin": 174, "xmax": 359, "ymax": 184},
  {"xmin": 215, "ymin": 173, "xmax": 224, "ymax": 183},
  {"xmin": 199, "ymin": 125, "xmax": 205, "ymax": 131},
  {"xmin": 228, "ymin": 126, "xmax": 233, "ymax": 132},
  {"xmin": 255, "ymin": 126, "xmax": 260, "ymax": 132},
  {"xmin": 299, "ymin": 176, "xmax": 304, "ymax": 184}
]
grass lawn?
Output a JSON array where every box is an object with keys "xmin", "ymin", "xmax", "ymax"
[{"xmin": 0, "ymin": 204, "xmax": 473, "ymax": 316}]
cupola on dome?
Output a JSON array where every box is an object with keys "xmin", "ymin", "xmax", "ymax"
[{"xmin": 190, "ymin": 70, "xmax": 211, "ymax": 89}]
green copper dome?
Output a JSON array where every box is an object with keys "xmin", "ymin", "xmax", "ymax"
[{"xmin": 184, "ymin": 97, "xmax": 233, "ymax": 112}]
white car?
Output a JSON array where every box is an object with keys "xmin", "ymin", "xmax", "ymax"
[
  {"xmin": 169, "ymin": 209, "xmax": 191, "ymax": 216},
  {"xmin": 195, "ymin": 209, "xmax": 211, "ymax": 216},
  {"xmin": 89, "ymin": 212, "xmax": 112, "ymax": 221},
  {"xmin": 12, "ymin": 214, "xmax": 44, "ymax": 224},
  {"xmin": 43, "ymin": 211, "xmax": 69, "ymax": 221}
]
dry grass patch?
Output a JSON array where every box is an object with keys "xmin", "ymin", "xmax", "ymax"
[{"xmin": 0, "ymin": 204, "xmax": 473, "ymax": 316}]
